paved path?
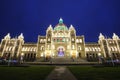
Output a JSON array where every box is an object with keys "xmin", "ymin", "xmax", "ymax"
[{"xmin": 45, "ymin": 66, "xmax": 77, "ymax": 80}]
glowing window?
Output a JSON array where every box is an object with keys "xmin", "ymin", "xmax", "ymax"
[
  {"xmin": 80, "ymin": 39, "xmax": 82, "ymax": 43},
  {"xmin": 92, "ymin": 47, "xmax": 95, "ymax": 51},
  {"xmin": 66, "ymin": 38, "xmax": 69, "ymax": 42},
  {"xmin": 34, "ymin": 48, "xmax": 36, "ymax": 51},
  {"xmin": 9, "ymin": 47, "xmax": 12, "ymax": 51},
  {"xmin": 72, "ymin": 38, "xmax": 74, "ymax": 41},
  {"xmin": 48, "ymin": 45, "xmax": 50, "ymax": 50},
  {"xmin": 41, "ymin": 46, "xmax": 44, "ymax": 50},
  {"xmin": 76, "ymin": 39, "xmax": 79, "ymax": 43},
  {"xmin": 48, "ymin": 38, "xmax": 50, "ymax": 41},
  {"xmin": 85, "ymin": 47, "xmax": 89, "ymax": 51},
  {"xmin": 78, "ymin": 46, "xmax": 81, "ymax": 50},
  {"xmin": 22, "ymin": 47, "xmax": 25, "ymax": 51},
  {"xmin": 111, "ymin": 47, "xmax": 114, "ymax": 51},
  {"xmin": 6, "ymin": 47, "xmax": 8, "ymax": 51},
  {"xmin": 67, "ymin": 45, "xmax": 70, "ymax": 49},
  {"xmin": 72, "ymin": 45, "xmax": 75, "ymax": 49},
  {"xmin": 52, "ymin": 45, "xmax": 55, "ymax": 49},
  {"xmin": 89, "ymin": 47, "xmax": 92, "ymax": 51},
  {"xmin": 114, "ymin": 47, "xmax": 117, "ymax": 51},
  {"xmin": 44, "ymin": 39, "xmax": 46, "ymax": 42},
  {"xmin": 40, "ymin": 39, "xmax": 43, "ymax": 43}
]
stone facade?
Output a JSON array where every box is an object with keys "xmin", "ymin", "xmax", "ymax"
[{"xmin": 0, "ymin": 18, "xmax": 120, "ymax": 61}]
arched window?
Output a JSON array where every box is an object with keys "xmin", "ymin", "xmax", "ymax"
[
  {"xmin": 52, "ymin": 45, "xmax": 55, "ymax": 49},
  {"xmin": 79, "ymin": 39, "xmax": 82, "ymax": 43},
  {"xmin": 22, "ymin": 47, "xmax": 25, "ymax": 51},
  {"xmin": 67, "ymin": 45, "xmax": 70, "ymax": 49},
  {"xmin": 41, "ymin": 46, "xmax": 44, "ymax": 50},
  {"xmin": 40, "ymin": 39, "xmax": 43, "ymax": 43},
  {"xmin": 34, "ymin": 48, "xmax": 36, "ymax": 51},
  {"xmin": 44, "ymin": 39, "xmax": 46, "ymax": 42},
  {"xmin": 92, "ymin": 47, "xmax": 95, "ymax": 51},
  {"xmin": 6, "ymin": 47, "xmax": 9, "ymax": 51},
  {"xmin": 72, "ymin": 45, "xmax": 75, "ymax": 49},
  {"xmin": 78, "ymin": 46, "xmax": 81, "ymax": 50},
  {"xmin": 76, "ymin": 39, "xmax": 79, "ymax": 43},
  {"xmin": 48, "ymin": 45, "xmax": 50, "ymax": 50},
  {"xmin": 48, "ymin": 38, "xmax": 50, "ymax": 41},
  {"xmin": 72, "ymin": 38, "xmax": 74, "ymax": 41}
]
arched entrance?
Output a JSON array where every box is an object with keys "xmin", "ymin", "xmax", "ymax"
[{"xmin": 57, "ymin": 46, "xmax": 65, "ymax": 57}]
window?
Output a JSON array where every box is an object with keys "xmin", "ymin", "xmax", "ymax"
[
  {"xmin": 66, "ymin": 38, "xmax": 69, "ymax": 42},
  {"xmin": 98, "ymin": 47, "xmax": 101, "ymax": 51},
  {"xmin": 89, "ymin": 47, "xmax": 92, "ymax": 51},
  {"xmin": 30, "ymin": 47, "xmax": 32, "ymax": 51},
  {"xmin": 44, "ymin": 39, "xmax": 46, "ymax": 42},
  {"xmin": 41, "ymin": 46, "xmax": 44, "ymax": 50},
  {"xmin": 67, "ymin": 45, "xmax": 70, "ymax": 49},
  {"xmin": 52, "ymin": 45, "xmax": 55, "ymax": 49},
  {"xmin": 109, "ymin": 41, "xmax": 112, "ymax": 43},
  {"xmin": 92, "ymin": 47, "xmax": 95, "ymax": 51},
  {"xmin": 34, "ymin": 48, "xmax": 36, "ymax": 51},
  {"xmin": 72, "ymin": 45, "xmax": 75, "ymax": 49},
  {"xmin": 58, "ymin": 33, "xmax": 60, "ymax": 37},
  {"xmin": 80, "ymin": 39, "xmax": 82, "ymax": 43},
  {"xmin": 72, "ymin": 38, "xmax": 74, "ymax": 41},
  {"xmin": 9, "ymin": 47, "xmax": 12, "ymax": 51},
  {"xmin": 111, "ymin": 47, "xmax": 114, "ymax": 51},
  {"xmin": 114, "ymin": 47, "xmax": 117, "ymax": 51},
  {"xmin": 28, "ymin": 47, "xmax": 30, "ymax": 51},
  {"xmin": 48, "ymin": 45, "xmax": 50, "ymax": 50},
  {"xmin": 48, "ymin": 38, "xmax": 50, "ymax": 41},
  {"xmin": 40, "ymin": 39, "xmax": 44, "ymax": 43},
  {"xmin": 6, "ymin": 47, "xmax": 9, "ymax": 51},
  {"xmin": 76, "ymin": 39, "xmax": 79, "ymax": 43},
  {"xmin": 78, "ymin": 46, "xmax": 81, "ymax": 50},
  {"xmin": 63, "ymin": 38, "xmax": 65, "ymax": 42},
  {"xmin": 85, "ymin": 47, "xmax": 89, "ymax": 51},
  {"xmin": 41, "ymin": 53, "xmax": 44, "ymax": 57}
]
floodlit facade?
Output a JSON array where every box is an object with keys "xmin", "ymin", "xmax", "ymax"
[{"xmin": 0, "ymin": 18, "xmax": 120, "ymax": 61}]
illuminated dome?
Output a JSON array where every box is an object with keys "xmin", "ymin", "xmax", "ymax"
[{"xmin": 54, "ymin": 18, "xmax": 68, "ymax": 31}]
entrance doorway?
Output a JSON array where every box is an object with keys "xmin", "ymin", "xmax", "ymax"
[{"xmin": 58, "ymin": 48, "xmax": 64, "ymax": 57}]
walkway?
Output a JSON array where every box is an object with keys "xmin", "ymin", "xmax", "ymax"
[{"xmin": 45, "ymin": 66, "xmax": 77, "ymax": 80}]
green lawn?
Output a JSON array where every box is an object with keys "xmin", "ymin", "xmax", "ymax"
[
  {"xmin": 68, "ymin": 66, "xmax": 120, "ymax": 80},
  {"xmin": 0, "ymin": 66, "xmax": 54, "ymax": 80}
]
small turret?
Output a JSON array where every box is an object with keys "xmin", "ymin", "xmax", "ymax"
[
  {"xmin": 4, "ymin": 33, "xmax": 11, "ymax": 39},
  {"xmin": 69, "ymin": 25, "xmax": 76, "ymax": 32},
  {"xmin": 47, "ymin": 25, "xmax": 53, "ymax": 31},
  {"xmin": 99, "ymin": 33, "xmax": 105, "ymax": 40},
  {"xmin": 112, "ymin": 33, "xmax": 119, "ymax": 40},
  {"xmin": 18, "ymin": 33, "xmax": 24, "ymax": 40},
  {"xmin": 69, "ymin": 25, "xmax": 74, "ymax": 30}
]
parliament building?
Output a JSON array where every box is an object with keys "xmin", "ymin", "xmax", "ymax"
[{"xmin": 0, "ymin": 18, "xmax": 120, "ymax": 61}]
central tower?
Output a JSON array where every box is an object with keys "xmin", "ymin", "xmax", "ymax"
[
  {"xmin": 52, "ymin": 18, "xmax": 70, "ymax": 57},
  {"xmin": 37, "ymin": 18, "xmax": 85, "ymax": 59}
]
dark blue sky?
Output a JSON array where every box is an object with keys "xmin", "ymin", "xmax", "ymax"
[{"xmin": 0, "ymin": 0, "xmax": 120, "ymax": 42}]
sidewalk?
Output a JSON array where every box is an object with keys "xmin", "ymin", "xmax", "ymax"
[{"xmin": 45, "ymin": 66, "xmax": 77, "ymax": 80}]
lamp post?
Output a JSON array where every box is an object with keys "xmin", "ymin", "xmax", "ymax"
[
  {"xmin": 109, "ymin": 54, "xmax": 114, "ymax": 67},
  {"xmin": 98, "ymin": 53, "xmax": 101, "ymax": 63},
  {"xmin": 20, "ymin": 53, "xmax": 24, "ymax": 64}
]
